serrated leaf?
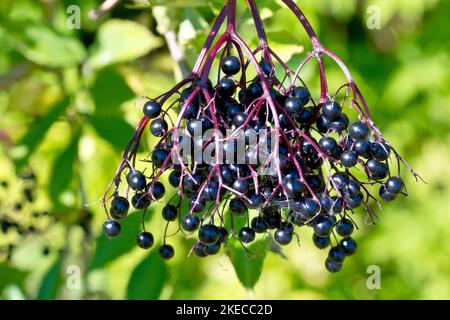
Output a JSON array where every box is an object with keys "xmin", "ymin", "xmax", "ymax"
[
  {"xmin": 49, "ymin": 129, "xmax": 80, "ymax": 208},
  {"xmin": 37, "ymin": 255, "xmax": 63, "ymax": 300},
  {"xmin": 16, "ymin": 25, "xmax": 86, "ymax": 67},
  {"xmin": 11, "ymin": 97, "xmax": 70, "ymax": 170},
  {"xmin": 89, "ymin": 210, "xmax": 153, "ymax": 270},
  {"xmin": 126, "ymin": 250, "xmax": 167, "ymax": 299},
  {"xmin": 226, "ymin": 236, "xmax": 269, "ymax": 289},
  {"xmin": 88, "ymin": 19, "xmax": 162, "ymax": 70}
]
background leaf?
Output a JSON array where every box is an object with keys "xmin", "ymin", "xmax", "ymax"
[
  {"xmin": 91, "ymin": 68, "xmax": 135, "ymax": 116},
  {"xmin": 0, "ymin": 264, "xmax": 28, "ymax": 293},
  {"xmin": 36, "ymin": 256, "xmax": 63, "ymax": 300},
  {"xmin": 16, "ymin": 25, "xmax": 86, "ymax": 67},
  {"xmin": 49, "ymin": 129, "xmax": 80, "ymax": 208},
  {"xmin": 89, "ymin": 116, "xmax": 136, "ymax": 150},
  {"xmin": 126, "ymin": 250, "xmax": 167, "ymax": 299},
  {"xmin": 88, "ymin": 19, "xmax": 163, "ymax": 70},
  {"xmin": 226, "ymin": 237, "xmax": 270, "ymax": 290},
  {"xmin": 10, "ymin": 97, "xmax": 70, "ymax": 170}
]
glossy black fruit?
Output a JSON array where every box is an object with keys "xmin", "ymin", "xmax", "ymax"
[
  {"xmin": 292, "ymin": 86, "xmax": 310, "ymax": 105},
  {"xmin": 151, "ymin": 149, "xmax": 170, "ymax": 168},
  {"xmin": 103, "ymin": 220, "xmax": 121, "ymax": 238},
  {"xmin": 340, "ymin": 237, "xmax": 357, "ymax": 256},
  {"xmin": 162, "ymin": 205, "xmax": 178, "ymax": 221},
  {"xmin": 313, "ymin": 215, "xmax": 334, "ymax": 237},
  {"xmin": 218, "ymin": 227, "xmax": 229, "ymax": 243},
  {"xmin": 222, "ymin": 56, "xmax": 241, "ymax": 75},
  {"xmin": 229, "ymin": 198, "xmax": 247, "ymax": 215},
  {"xmin": 204, "ymin": 241, "xmax": 221, "ymax": 255},
  {"xmin": 238, "ymin": 227, "xmax": 256, "ymax": 244},
  {"xmin": 148, "ymin": 181, "xmax": 165, "ymax": 200},
  {"xmin": 137, "ymin": 231, "xmax": 154, "ymax": 249},
  {"xmin": 150, "ymin": 119, "xmax": 168, "ymax": 137},
  {"xmin": 335, "ymin": 218, "xmax": 354, "ymax": 237},
  {"xmin": 127, "ymin": 171, "xmax": 146, "ymax": 191},
  {"xmin": 181, "ymin": 214, "xmax": 200, "ymax": 232},
  {"xmin": 110, "ymin": 196, "xmax": 129, "ymax": 220},
  {"xmin": 198, "ymin": 224, "xmax": 220, "ymax": 245},
  {"xmin": 349, "ymin": 121, "xmax": 370, "ymax": 141},
  {"xmin": 325, "ymin": 257, "xmax": 342, "ymax": 273},
  {"xmin": 379, "ymin": 185, "xmax": 397, "ymax": 201},
  {"xmin": 366, "ymin": 159, "xmax": 388, "ymax": 180},
  {"xmin": 143, "ymin": 100, "xmax": 161, "ymax": 119},
  {"xmin": 131, "ymin": 193, "xmax": 150, "ymax": 209},
  {"xmin": 328, "ymin": 246, "xmax": 346, "ymax": 262},
  {"xmin": 217, "ymin": 78, "xmax": 236, "ymax": 97},
  {"xmin": 322, "ymin": 100, "xmax": 341, "ymax": 120},
  {"xmin": 251, "ymin": 217, "xmax": 268, "ymax": 233},
  {"xmin": 385, "ymin": 176, "xmax": 404, "ymax": 194},
  {"xmin": 159, "ymin": 244, "xmax": 175, "ymax": 260},
  {"xmin": 284, "ymin": 97, "xmax": 303, "ymax": 116},
  {"xmin": 274, "ymin": 229, "xmax": 292, "ymax": 245},
  {"xmin": 313, "ymin": 234, "xmax": 331, "ymax": 249},
  {"xmin": 193, "ymin": 242, "xmax": 207, "ymax": 257},
  {"xmin": 371, "ymin": 142, "xmax": 390, "ymax": 161},
  {"xmin": 340, "ymin": 150, "xmax": 358, "ymax": 168}
]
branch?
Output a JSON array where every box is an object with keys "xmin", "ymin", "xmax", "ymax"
[
  {"xmin": 164, "ymin": 30, "xmax": 190, "ymax": 78},
  {"xmin": 88, "ymin": 0, "xmax": 121, "ymax": 22}
]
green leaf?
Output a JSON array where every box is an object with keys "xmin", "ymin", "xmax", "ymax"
[
  {"xmin": 0, "ymin": 264, "xmax": 29, "ymax": 293},
  {"xmin": 223, "ymin": 207, "xmax": 249, "ymax": 233},
  {"xmin": 146, "ymin": 0, "xmax": 210, "ymax": 7},
  {"xmin": 89, "ymin": 210, "xmax": 153, "ymax": 270},
  {"xmin": 37, "ymin": 256, "xmax": 63, "ymax": 300},
  {"xmin": 88, "ymin": 19, "xmax": 163, "ymax": 70},
  {"xmin": 126, "ymin": 250, "xmax": 168, "ymax": 299},
  {"xmin": 226, "ymin": 236, "xmax": 269, "ymax": 289},
  {"xmin": 49, "ymin": 129, "xmax": 80, "ymax": 208},
  {"xmin": 178, "ymin": 8, "xmax": 208, "ymax": 45},
  {"xmin": 89, "ymin": 68, "xmax": 136, "ymax": 149},
  {"xmin": 91, "ymin": 68, "xmax": 135, "ymax": 115},
  {"xmin": 265, "ymin": 30, "xmax": 301, "ymax": 45},
  {"xmin": 11, "ymin": 97, "xmax": 70, "ymax": 170},
  {"xmin": 89, "ymin": 115, "xmax": 136, "ymax": 150},
  {"xmin": 16, "ymin": 25, "xmax": 86, "ymax": 67}
]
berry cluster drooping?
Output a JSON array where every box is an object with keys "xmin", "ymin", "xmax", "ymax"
[{"xmin": 101, "ymin": 0, "xmax": 422, "ymax": 272}]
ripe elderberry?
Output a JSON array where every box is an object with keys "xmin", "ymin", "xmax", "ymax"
[
  {"xmin": 110, "ymin": 196, "xmax": 129, "ymax": 220},
  {"xmin": 103, "ymin": 220, "xmax": 121, "ymax": 238},
  {"xmin": 159, "ymin": 244, "xmax": 175, "ymax": 260},
  {"xmin": 101, "ymin": 0, "xmax": 421, "ymax": 274},
  {"xmin": 222, "ymin": 56, "xmax": 241, "ymax": 76},
  {"xmin": 137, "ymin": 231, "xmax": 154, "ymax": 249}
]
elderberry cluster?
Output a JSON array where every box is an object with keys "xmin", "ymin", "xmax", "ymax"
[
  {"xmin": 102, "ymin": 0, "xmax": 419, "ymax": 272},
  {"xmin": 0, "ymin": 170, "xmax": 60, "ymax": 260}
]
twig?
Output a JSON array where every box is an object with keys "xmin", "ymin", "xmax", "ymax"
[
  {"xmin": 164, "ymin": 30, "xmax": 190, "ymax": 77},
  {"xmin": 88, "ymin": 0, "xmax": 121, "ymax": 22}
]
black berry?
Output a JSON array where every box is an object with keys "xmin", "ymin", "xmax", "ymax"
[{"xmin": 136, "ymin": 231, "xmax": 154, "ymax": 249}]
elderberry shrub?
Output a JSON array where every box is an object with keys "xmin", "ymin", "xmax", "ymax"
[{"xmin": 101, "ymin": 0, "xmax": 421, "ymax": 273}]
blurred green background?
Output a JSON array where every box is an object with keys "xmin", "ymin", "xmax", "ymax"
[{"xmin": 0, "ymin": 0, "xmax": 449, "ymax": 300}]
